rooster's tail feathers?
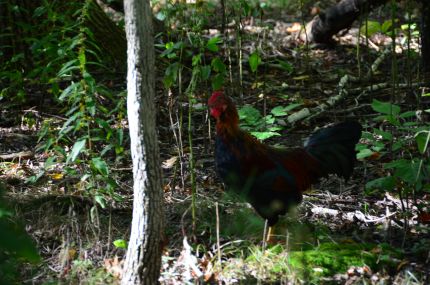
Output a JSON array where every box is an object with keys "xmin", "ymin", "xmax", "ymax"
[{"xmin": 304, "ymin": 121, "xmax": 362, "ymax": 179}]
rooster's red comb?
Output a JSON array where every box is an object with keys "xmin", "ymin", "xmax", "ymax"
[{"xmin": 208, "ymin": 90, "xmax": 224, "ymax": 106}]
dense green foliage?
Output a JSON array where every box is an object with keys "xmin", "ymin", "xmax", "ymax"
[
  {"xmin": 0, "ymin": 0, "xmax": 429, "ymax": 283},
  {"xmin": 0, "ymin": 183, "xmax": 40, "ymax": 284},
  {"xmin": 2, "ymin": 1, "xmax": 127, "ymax": 207},
  {"xmin": 359, "ymin": 100, "xmax": 430, "ymax": 205}
]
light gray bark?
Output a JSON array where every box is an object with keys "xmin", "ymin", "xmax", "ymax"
[{"xmin": 121, "ymin": 0, "xmax": 164, "ymax": 284}]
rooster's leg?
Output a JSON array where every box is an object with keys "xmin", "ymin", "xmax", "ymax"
[{"xmin": 266, "ymin": 226, "xmax": 274, "ymax": 243}]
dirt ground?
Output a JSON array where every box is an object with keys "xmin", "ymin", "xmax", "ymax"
[{"xmin": 1, "ymin": 8, "xmax": 430, "ymax": 284}]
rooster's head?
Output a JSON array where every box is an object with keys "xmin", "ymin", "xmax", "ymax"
[{"xmin": 208, "ymin": 90, "xmax": 229, "ymax": 119}]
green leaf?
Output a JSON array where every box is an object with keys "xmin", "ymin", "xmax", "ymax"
[
  {"xmin": 59, "ymin": 112, "xmax": 81, "ymax": 135},
  {"xmin": 0, "ymin": 186, "xmax": 40, "ymax": 263},
  {"xmin": 78, "ymin": 50, "xmax": 86, "ymax": 68},
  {"xmin": 113, "ymin": 239, "xmax": 128, "ymax": 249},
  {"xmin": 58, "ymin": 82, "xmax": 79, "ymax": 101},
  {"xmin": 249, "ymin": 52, "xmax": 261, "ymax": 73},
  {"xmin": 373, "ymin": 128, "xmax": 392, "ymax": 141},
  {"xmin": 284, "ymin": 103, "xmax": 302, "ymax": 112},
  {"xmin": 271, "ymin": 106, "xmax": 288, "ymax": 117},
  {"xmin": 268, "ymin": 126, "xmax": 283, "ymax": 132},
  {"xmin": 33, "ymin": 6, "xmax": 46, "ymax": 17},
  {"xmin": 384, "ymin": 159, "xmax": 421, "ymax": 185},
  {"xmin": 361, "ymin": 131, "xmax": 374, "ymax": 141},
  {"xmin": 365, "ymin": 176, "xmax": 395, "ymax": 191},
  {"xmin": 206, "ymin": 36, "xmax": 222, "ymax": 52},
  {"xmin": 90, "ymin": 205, "xmax": 98, "ymax": 224},
  {"xmin": 415, "ymin": 130, "xmax": 430, "ymax": 154},
  {"xmin": 0, "ymin": 208, "xmax": 12, "ymax": 218},
  {"xmin": 211, "ymin": 57, "xmax": 226, "ymax": 73},
  {"xmin": 91, "ymin": 157, "xmax": 109, "ymax": 176},
  {"xmin": 399, "ymin": 111, "xmax": 416, "ymax": 118},
  {"xmin": 372, "ymin": 139, "xmax": 386, "ymax": 149},
  {"xmin": 211, "ymin": 73, "xmax": 224, "ymax": 90},
  {"xmin": 44, "ymin": 156, "xmax": 56, "ymax": 170},
  {"xmin": 401, "ymin": 23, "xmax": 417, "ymax": 31},
  {"xmin": 277, "ymin": 59, "xmax": 293, "ymax": 73},
  {"xmin": 163, "ymin": 62, "xmax": 180, "ymax": 88},
  {"xmin": 11, "ymin": 53, "xmax": 25, "ymax": 63},
  {"xmin": 96, "ymin": 118, "xmax": 112, "ymax": 132},
  {"xmin": 357, "ymin": 148, "xmax": 375, "ymax": 159},
  {"xmin": 387, "ymin": 116, "xmax": 401, "ymax": 126},
  {"xmin": 239, "ymin": 106, "xmax": 261, "ymax": 126},
  {"xmin": 26, "ymin": 171, "xmax": 45, "ymax": 184},
  {"xmin": 360, "ymin": 21, "xmax": 381, "ymax": 37},
  {"xmin": 392, "ymin": 140, "xmax": 405, "ymax": 152},
  {"xmin": 263, "ymin": 115, "xmax": 275, "ymax": 125},
  {"xmin": 192, "ymin": 54, "xmax": 201, "ymax": 66},
  {"xmin": 241, "ymin": 0, "xmax": 250, "ymax": 15},
  {"xmin": 403, "ymin": 121, "xmax": 419, "ymax": 127},
  {"xmin": 250, "ymin": 131, "xmax": 280, "ymax": 141},
  {"xmin": 115, "ymin": 146, "xmax": 124, "ymax": 155},
  {"xmin": 173, "ymin": 41, "xmax": 185, "ymax": 50},
  {"xmin": 371, "ymin": 99, "xmax": 401, "ymax": 116},
  {"xmin": 200, "ymin": 65, "xmax": 211, "ymax": 80},
  {"xmin": 0, "ymin": 220, "xmax": 41, "ymax": 263},
  {"xmin": 167, "ymin": 52, "xmax": 177, "ymax": 59},
  {"xmin": 155, "ymin": 11, "xmax": 166, "ymax": 21},
  {"xmin": 381, "ymin": 20, "xmax": 393, "ymax": 33},
  {"xmin": 160, "ymin": 41, "xmax": 175, "ymax": 57},
  {"xmin": 66, "ymin": 139, "xmax": 86, "ymax": 164},
  {"xmin": 101, "ymin": 145, "xmax": 113, "ymax": 157},
  {"xmin": 94, "ymin": 195, "xmax": 106, "ymax": 209},
  {"xmin": 85, "ymin": 96, "xmax": 96, "ymax": 117},
  {"xmin": 58, "ymin": 59, "xmax": 79, "ymax": 77},
  {"xmin": 117, "ymin": 128, "xmax": 124, "ymax": 145}
]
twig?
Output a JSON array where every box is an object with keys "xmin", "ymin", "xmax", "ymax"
[
  {"xmin": 181, "ymin": 206, "xmax": 191, "ymax": 238},
  {"xmin": 262, "ymin": 219, "xmax": 268, "ymax": 250},
  {"xmin": 0, "ymin": 151, "xmax": 33, "ymax": 160},
  {"xmin": 215, "ymin": 202, "xmax": 222, "ymax": 274},
  {"xmin": 310, "ymin": 205, "xmax": 398, "ymax": 225},
  {"xmin": 167, "ymin": 88, "xmax": 185, "ymax": 191},
  {"xmin": 286, "ymin": 48, "xmax": 391, "ymax": 125}
]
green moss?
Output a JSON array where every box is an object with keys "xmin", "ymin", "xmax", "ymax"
[
  {"xmin": 222, "ymin": 241, "xmax": 403, "ymax": 284},
  {"xmin": 288, "ymin": 242, "xmax": 402, "ymax": 280}
]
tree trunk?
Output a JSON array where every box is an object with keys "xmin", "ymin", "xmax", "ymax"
[
  {"xmin": 84, "ymin": 0, "xmax": 127, "ymax": 71},
  {"xmin": 121, "ymin": 0, "xmax": 164, "ymax": 284},
  {"xmin": 98, "ymin": 0, "xmax": 165, "ymax": 35},
  {"xmin": 0, "ymin": 0, "xmax": 126, "ymax": 71},
  {"xmin": 302, "ymin": 0, "xmax": 388, "ymax": 44},
  {"xmin": 0, "ymin": 0, "xmax": 39, "ymax": 68},
  {"xmin": 421, "ymin": 0, "xmax": 430, "ymax": 75}
]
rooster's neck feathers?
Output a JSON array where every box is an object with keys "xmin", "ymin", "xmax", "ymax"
[{"xmin": 215, "ymin": 102, "xmax": 240, "ymax": 137}]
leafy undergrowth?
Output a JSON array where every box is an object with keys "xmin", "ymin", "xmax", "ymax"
[
  {"xmin": 219, "ymin": 242, "xmax": 402, "ymax": 284},
  {"xmin": 158, "ymin": 190, "xmax": 429, "ymax": 284},
  {"xmin": 1, "ymin": 0, "xmax": 430, "ymax": 284},
  {"xmin": 1, "ymin": 143, "xmax": 429, "ymax": 284}
]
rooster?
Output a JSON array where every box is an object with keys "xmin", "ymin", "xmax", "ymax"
[{"xmin": 208, "ymin": 91, "xmax": 362, "ymax": 240}]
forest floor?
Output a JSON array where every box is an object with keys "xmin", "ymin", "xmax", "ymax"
[{"xmin": 1, "ymin": 8, "xmax": 430, "ymax": 285}]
